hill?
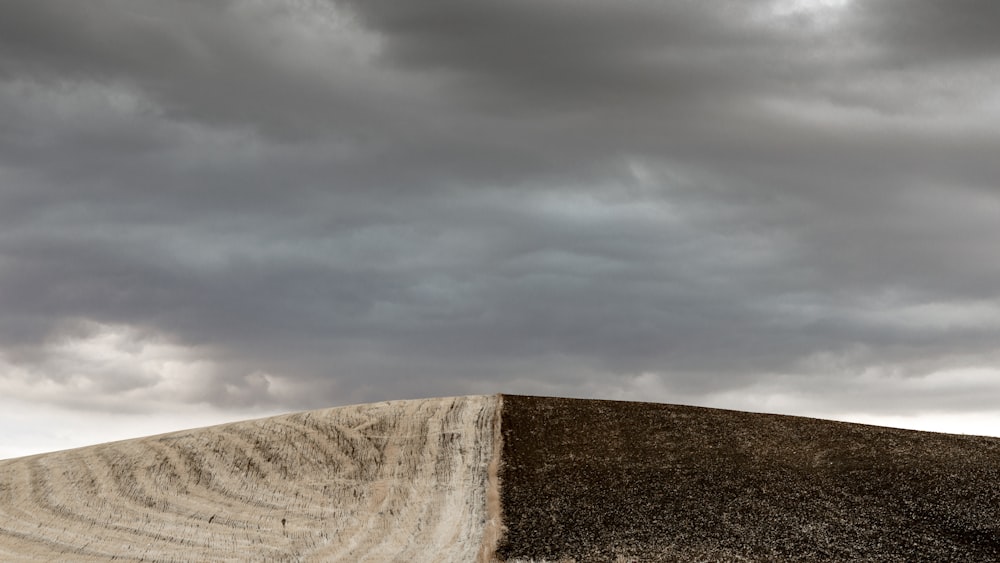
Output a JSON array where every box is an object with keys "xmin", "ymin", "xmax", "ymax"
[
  {"xmin": 497, "ymin": 395, "xmax": 1000, "ymax": 562},
  {"xmin": 0, "ymin": 396, "xmax": 501, "ymax": 562},
  {"xmin": 2, "ymin": 394, "xmax": 1000, "ymax": 561}
]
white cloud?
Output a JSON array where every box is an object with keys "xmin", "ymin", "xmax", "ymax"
[
  {"xmin": 0, "ymin": 396, "xmax": 285, "ymax": 460},
  {"xmin": 0, "ymin": 320, "xmax": 291, "ymax": 413},
  {"xmin": 0, "ymin": 321, "xmax": 292, "ymax": 459}
]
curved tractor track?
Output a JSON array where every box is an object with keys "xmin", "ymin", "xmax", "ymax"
[
  {"xmin": 0, "ymin": 395, "xmax": 500, "ymax": 562},
  {"xmin": 3, "ymin": 394, "xmax": 1000, "ymax": 561}
]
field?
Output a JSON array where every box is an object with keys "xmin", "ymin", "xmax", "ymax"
[
  {"xmin": 3, "ymin": 394, "xmax": 1000, "ymax": 561},
  {"xmin": 0, "ymin": 396, "xmax": 500, "ymax": 562},
  {"xmin": 498, "ymin": 395, "xmax": 1000, "ymax": 562}
]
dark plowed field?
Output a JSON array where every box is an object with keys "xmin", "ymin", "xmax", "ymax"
[{"xmin": 497, "ymin": 395, "xmax": 1000, "ymax": 562}]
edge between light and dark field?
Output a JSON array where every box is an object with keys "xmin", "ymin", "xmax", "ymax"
[{"xmin": 3, "ymin": 394, "xmax": 1000, "ymax": 561}]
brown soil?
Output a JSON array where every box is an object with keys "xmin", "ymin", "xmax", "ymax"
[{"xmin": 496, "ymin": 395, "xmax": 1000, "ymax": 562}]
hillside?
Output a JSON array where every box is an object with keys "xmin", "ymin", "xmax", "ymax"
[
  {"xmin": 0, "ymin": 396, "xmax": 501, "ymax": 562},
  {"xmin": 2, "ymin": 394, "xmax": 1000, "ymax": 561},
  {"xmin": 498, "ymin": 395, "xmax": 1000, "ymax": 562}
]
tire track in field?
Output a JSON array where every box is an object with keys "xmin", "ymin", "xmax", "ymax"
[{"xmin": 0, "ymin": 395, "xmax": 499, "ymax": 562}]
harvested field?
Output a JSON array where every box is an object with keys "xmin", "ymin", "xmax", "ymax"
[
  {"xmin": 3, "ymin": 394, "xmax": 1000, "ymax": 561},
  {"xmin": 0, "ymin": 395, "xmax": 500, "ymax": 562}
]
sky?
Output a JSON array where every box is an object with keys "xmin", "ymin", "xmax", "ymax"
[{"xmin": 2, "ymin": 0, "xmax": 1000, "ymax": 459}]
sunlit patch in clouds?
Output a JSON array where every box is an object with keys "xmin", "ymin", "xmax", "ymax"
[
  {"xmin": 0, "ymin": 321, "xmax": 291, "ymax": 459},
  {"xmin": 0, "ymin": 321, "xmax": 284, "ymax": 412},
  {"xmin": 763, "ymin": 292, "xmax": 1000, "ymax": 334},
  {"xmin": 764, "ymin": 0, "xmax": 853, "ymax": 20}
]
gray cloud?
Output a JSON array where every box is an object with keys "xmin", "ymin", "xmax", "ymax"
[
  {"xmin": 1, "ymin": 0, "xmax": 1000, "ymax": 445},
  {"xmin": 857, "ymin": 0, "xmax": 1000, "ymax": 64}
]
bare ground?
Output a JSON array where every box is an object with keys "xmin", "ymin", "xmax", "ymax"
[
  {"xmin": 0, "ymin": 395, "xmax": 498, "ymax": 562},
  {"xmin": 4, "ymin": 394, "xmax": 1000, "ymax": 562},
  {"xmin": 496, "ymin": 395, "xmax": 1000, "ymax": 562}
]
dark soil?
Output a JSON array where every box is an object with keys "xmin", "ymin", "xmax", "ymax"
[{"xmin": 496, "ymin": 395, "xmax": 1000, "ymax": 562}]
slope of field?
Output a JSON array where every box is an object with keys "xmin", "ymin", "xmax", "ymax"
[
  {"xmin": 4, "ymin": 394, "xmax": 1000, "ymax": 562},
  {"xmin": 497, "ymin": 395, "xmax": 1000, "ymax": 562},
  {"xmin": 0, "ymin": 395, "xmax": 500, "ymax": 562}
]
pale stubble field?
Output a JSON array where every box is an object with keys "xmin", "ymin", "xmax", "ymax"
[{"xmin": 0, "ymin": 395, "xmax": 502, "ymax": 562}]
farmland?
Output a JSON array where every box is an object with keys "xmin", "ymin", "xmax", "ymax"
[
  {"xmin": 498, "ymin": 395, "xmax": 1000, "ymax": 562},
  {"xmin": 0, "ymin": 395, "xmax": 499, "ymax": 562},
  {"xmin": 3, "ymin": 394, "xmax": 1000, "ymax": 561}
]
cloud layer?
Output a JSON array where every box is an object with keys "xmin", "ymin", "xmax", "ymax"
[{"xmin": 2, "ymin": 0, "xmax": 1000, "ymax": 453}]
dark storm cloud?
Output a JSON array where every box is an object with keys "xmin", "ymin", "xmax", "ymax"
[
  {"xmin": 857, "ymin": 0, "xmax": 1000, "ymax": 63},
  {"xmin": 335, "ymin": 0, "xmax": 756, "ymax": 101},
  {"xmin": 1, "ymin": 0, "xmax": 999, "ymax": 421}
]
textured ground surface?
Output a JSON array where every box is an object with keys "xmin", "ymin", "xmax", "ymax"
[
  {"xmin": 497, "ymin": 395, "xmax": 1000, "ymax": 562},
  {"xmin": 4, "ymin": 394, "xmax": 1000, "ymax": 562},
  {"xmin": 0, "ymin": 395, "xmax": 499, "ymax": 562}
]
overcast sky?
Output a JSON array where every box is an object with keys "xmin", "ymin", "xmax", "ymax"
[{"xmin": 2, "ymin": 0, "xmax": 1000, "ymax": 458}]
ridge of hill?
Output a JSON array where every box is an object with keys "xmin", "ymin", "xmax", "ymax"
[{"xmin": 2, "ymin": 394, "xmax": 1000, "ymax": 562}]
